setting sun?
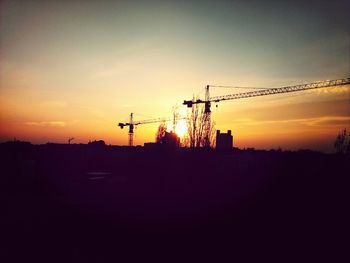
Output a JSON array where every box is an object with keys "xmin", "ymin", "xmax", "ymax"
[{"xmin": 175, "ymin": 120, "xmax": 187, "ymax": 137}]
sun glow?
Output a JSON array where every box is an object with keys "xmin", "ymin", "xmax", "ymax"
[{"xmin": 175, "ymin": 120, "xmax": 187, "ymax": 137}]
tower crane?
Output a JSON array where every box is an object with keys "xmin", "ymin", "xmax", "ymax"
[
  {"xmin": 183, "ymin": 78, "xmax": 350, "ymax": 147},
  {"xmin": 118, "ymin": 113, "xmax": 169, "ymax": 146}
]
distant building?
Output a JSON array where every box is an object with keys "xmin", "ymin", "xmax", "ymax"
[
  {"xmin": 216, "ymin": 130, "xmax": 233, "ymax": 151},
  {"xmin": 88, "ymin": 140, "xmax": 105, "ymax": 147},
  {"xmin": 144, "ymin": 142, "xmax": 159, "ymax": 150}
]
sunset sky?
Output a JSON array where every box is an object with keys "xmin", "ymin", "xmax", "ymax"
[{"xmin": 0, "ymin": 0, "xmax": 349, "ymax": 152}]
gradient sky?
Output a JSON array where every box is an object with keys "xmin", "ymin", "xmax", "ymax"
[{"xmin": 0, "ymin": 0, "xmax": 349, "ymax": 152}]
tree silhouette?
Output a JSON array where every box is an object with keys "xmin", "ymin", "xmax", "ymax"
[
  {"xmin": 186, "ymin": 100, "xmax": 216, "ymax": 148},
  {"xmin": 334, "ymin": 128, "xmax": 349, "ymax": 154},
  {"xmin": 155, "ymin": 123, "xmax": 167, "ymax": 144}
]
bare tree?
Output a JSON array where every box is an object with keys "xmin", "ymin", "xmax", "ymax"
[
  {"xmin": 155, "ymin": 123, "xmax": 167, "ymax": 144},
  {"xmin": 186, "ymin": 99, "xmax": 199, "ymax": 148},
  {"xmin": 207, "ymin": 120, "xmax": 216, "ymax": 148},
  {"xmin": 334, "ymin": 128, "xmax": 349, "ymax": 154},
  {"xmin": 172, "ymin": 105, "xmax": 179, "ymax": 133},
  {"xmin": 185, "ymin": 100, "xmax": 215, "ymax": 148}
]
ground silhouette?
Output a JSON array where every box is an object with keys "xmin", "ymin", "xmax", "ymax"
[{"xmin": 1, "ymin": 141, "xmax": 349, "ymax": 262}]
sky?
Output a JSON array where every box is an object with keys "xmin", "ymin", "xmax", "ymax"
[{"xmin": 0, "ymin": 0, "xmax": 349, "ymax": 152}]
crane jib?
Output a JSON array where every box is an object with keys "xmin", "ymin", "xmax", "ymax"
[
  {"xmin": 182, "ymin": 78, "xmax": 349, "ymax": 106},
  {"xmin": 209, "ymin": 78, "xmax": 350, "ymax": 103}
]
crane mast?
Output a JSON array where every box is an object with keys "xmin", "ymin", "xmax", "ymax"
[{"xmin": 183, "ymin": 78, "xmax": 350, "ymax": 147}]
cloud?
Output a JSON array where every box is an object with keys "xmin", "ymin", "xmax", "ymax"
[
  {"xmin": 25, "ymin": 121, "xmax": 66, "ymax": 127},
  {"xmin": 235, "ymin": 116, "xmax": 350, "ymax": 127},
  {"xmin": 306, "ymin": 116, "xmax": 350, "ymax": 127},
  {"xmin": 312, "ymin": 85, "xmax": 350, "ymax": 95}
]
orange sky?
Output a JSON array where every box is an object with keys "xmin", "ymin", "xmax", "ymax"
[{"xmin": 0, "ymin": 1, "xmax": 349, "ymax": 152}]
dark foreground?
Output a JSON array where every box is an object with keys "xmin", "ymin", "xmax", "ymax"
[{"xmin": 1, "ymin": 142, "xmax": 349, "ymax": 262}]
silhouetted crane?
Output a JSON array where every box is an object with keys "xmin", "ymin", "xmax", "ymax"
[
  {"xmin": 118, "ymin": 113, "xmax": 169, "ymax": 146},
  {"xmin": 183, "ymin": 78, "xmax": 350, "ymax": 147}
]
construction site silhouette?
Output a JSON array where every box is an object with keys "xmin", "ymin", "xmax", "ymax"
[
  {"xmin": 2, "ymin": 0, "xmax": 349, "ymax": 259},
  {"xmin": 2, "ymin": 141, "xmax": 348, "ymax": 261}
]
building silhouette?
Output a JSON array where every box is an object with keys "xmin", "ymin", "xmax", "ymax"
[{"xmin": 216, "ymin": 130, "xmax": 233, "ymax": 151}]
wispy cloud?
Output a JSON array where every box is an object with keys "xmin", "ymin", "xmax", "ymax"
[
  {"xmin": 235, "ymin": 116, "xmax": 350, "ymax": 127},
  {"xmin": 312, "ymin": 85, "xmax": 350, "ymax": 95},
  {"xmin": 25, "ymin": 121, "xmax": 66, "ymax": 127},
  {"xmin": 306, "ymin": 116, "xmax": 350, "ymax": 127}
]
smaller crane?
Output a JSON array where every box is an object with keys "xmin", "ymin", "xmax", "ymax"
[{"xmin": 118, "ymin": 113, "xmax": 169, "ymax": 146}]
